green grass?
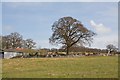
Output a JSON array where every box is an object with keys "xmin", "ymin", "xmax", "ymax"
[{"xmin": 2, "ymin": 56, "xmax": 118, "ymax": 78}]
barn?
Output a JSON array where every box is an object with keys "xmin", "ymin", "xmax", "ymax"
[{"xmin": 1, "ymin": 49, "xmax": 23, "ymax": 59}]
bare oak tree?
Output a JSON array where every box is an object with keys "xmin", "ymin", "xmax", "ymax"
[
  {"xmin": 2, "ymin": 32, "xmax": 36, "ymax": 49},
  {"xmin": 10, "ymin": 32, "xmax": 23, "ymax": 48},
  {"xmin": 49, "ymin": 17, "xmax": 96, "ymax": 55},
  {"xmin": 106, "ymin": 44, "xmax": 117, "ymax": 54},
  {"xmin": 2, "ymin": 35, "xmax": 11, "ymax": 49},
  {"xmin": 25, "ymin": 39, "xmax": 36, "ymax": 49},
  {"xmin": 2, "ymin": 32, "xmax": 23, "ymax": 49}
]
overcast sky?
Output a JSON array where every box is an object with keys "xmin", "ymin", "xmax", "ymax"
[{"xmin": 1, "ymin": 1, "xmax": 118, "ymax": 49}]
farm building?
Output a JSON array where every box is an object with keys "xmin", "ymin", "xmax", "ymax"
[
  {"xmin": 1, "ymin": 48, "xmax": 23, "ymax": 59},
  {"xmin": 0, "ymin": 48, "xmax": 42, "ymax": 59},
  {"xmin": 0, "ymin": 50, "xmax": 4, "ymax": 59}
]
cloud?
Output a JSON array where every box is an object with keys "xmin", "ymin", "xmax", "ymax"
[
  {"xmin": 90, "ymin": 20, "xmax": 111, "ymax": 34},
  {"xmin": 89, "ymin": 20, "xmax": 117, "ymax": 49},
  {"xmin": 91, "ymin": 35, "xmax": 118, "ymax": 49}
]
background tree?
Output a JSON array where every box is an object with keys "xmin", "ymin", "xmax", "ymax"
[
  {"xmin": 106, "ymin": 44, "xmax": 117, "ymax": 54},
  {"xmin": 2, "ymin": 32, "xmax": 36, "ymax": 49},
  {"xmin": 2, "ymin": 32, "xmax": 22, "ymax": 49},
  {"xmin": 2, "ymin": 35, "xmax": 11, "ymax": 49},
  {"xmin": 49, "ymin": 16, "xmax": 96, "ymax": 55},
  {"xmin": 24, "ymin": 39, "xmax": 36, "ymax": 49},
  {"xmin": 9, "ymin": 32, "xmax": 23, "ymax": 49}
]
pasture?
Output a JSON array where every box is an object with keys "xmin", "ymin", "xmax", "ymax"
[{"xmin": 2, "ymin": 56, "xmax": 118, "ymax": 78}]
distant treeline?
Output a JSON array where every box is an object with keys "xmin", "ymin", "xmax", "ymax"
[
  {"xmin": 0, "ymin": 32, "xmax": 36, "ymax": 50},
  {"xmin": 42, "ymin": 46, "xmax": 107, "ymax": 53}
]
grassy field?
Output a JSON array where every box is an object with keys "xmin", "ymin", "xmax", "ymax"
[{"xmin": 2, "ymin": 56, "xmax": 118, "ymax": 78}]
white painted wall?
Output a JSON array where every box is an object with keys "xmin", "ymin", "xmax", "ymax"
[{"xmin": 4, "ymin": 52, "xmax": 21, "ymax": 59}]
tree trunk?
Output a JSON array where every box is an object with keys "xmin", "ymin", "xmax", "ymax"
[
  {"xmin": 66, "ymin": 46, "xmax": 69, "ymax": 55},
  {"xmin": 107, "ymin": 50, "xmax": 111, "ymax": 56}
]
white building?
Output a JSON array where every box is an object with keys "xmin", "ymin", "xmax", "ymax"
[{"xmin": 3, "ymin": 49, "xmax": 23, "ymax": 59}]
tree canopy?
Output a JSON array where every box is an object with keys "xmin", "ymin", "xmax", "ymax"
[
  {"xmin": 49, "ymin": 16, "xmax": 96, "ymax": 55},
  {"xmin": 2, "ymin": 32, "xmax": 36, "ymax": 49},
  {"xmin": 106, "ymin": 44, "xmax": 118, "ymax": 54}
]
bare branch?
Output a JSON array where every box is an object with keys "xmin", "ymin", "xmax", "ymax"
[{"xmin": 49, "ymin": 16, "xmax": 96, "ymax": 54}]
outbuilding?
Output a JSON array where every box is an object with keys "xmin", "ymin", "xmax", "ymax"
[
  {"xmin": 0, "ymin": 50, "xmax": 4, "ymax": 59},
  {"xmin": 1, "ymin": 49, "xmax": 23, "ymax": 59}
]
